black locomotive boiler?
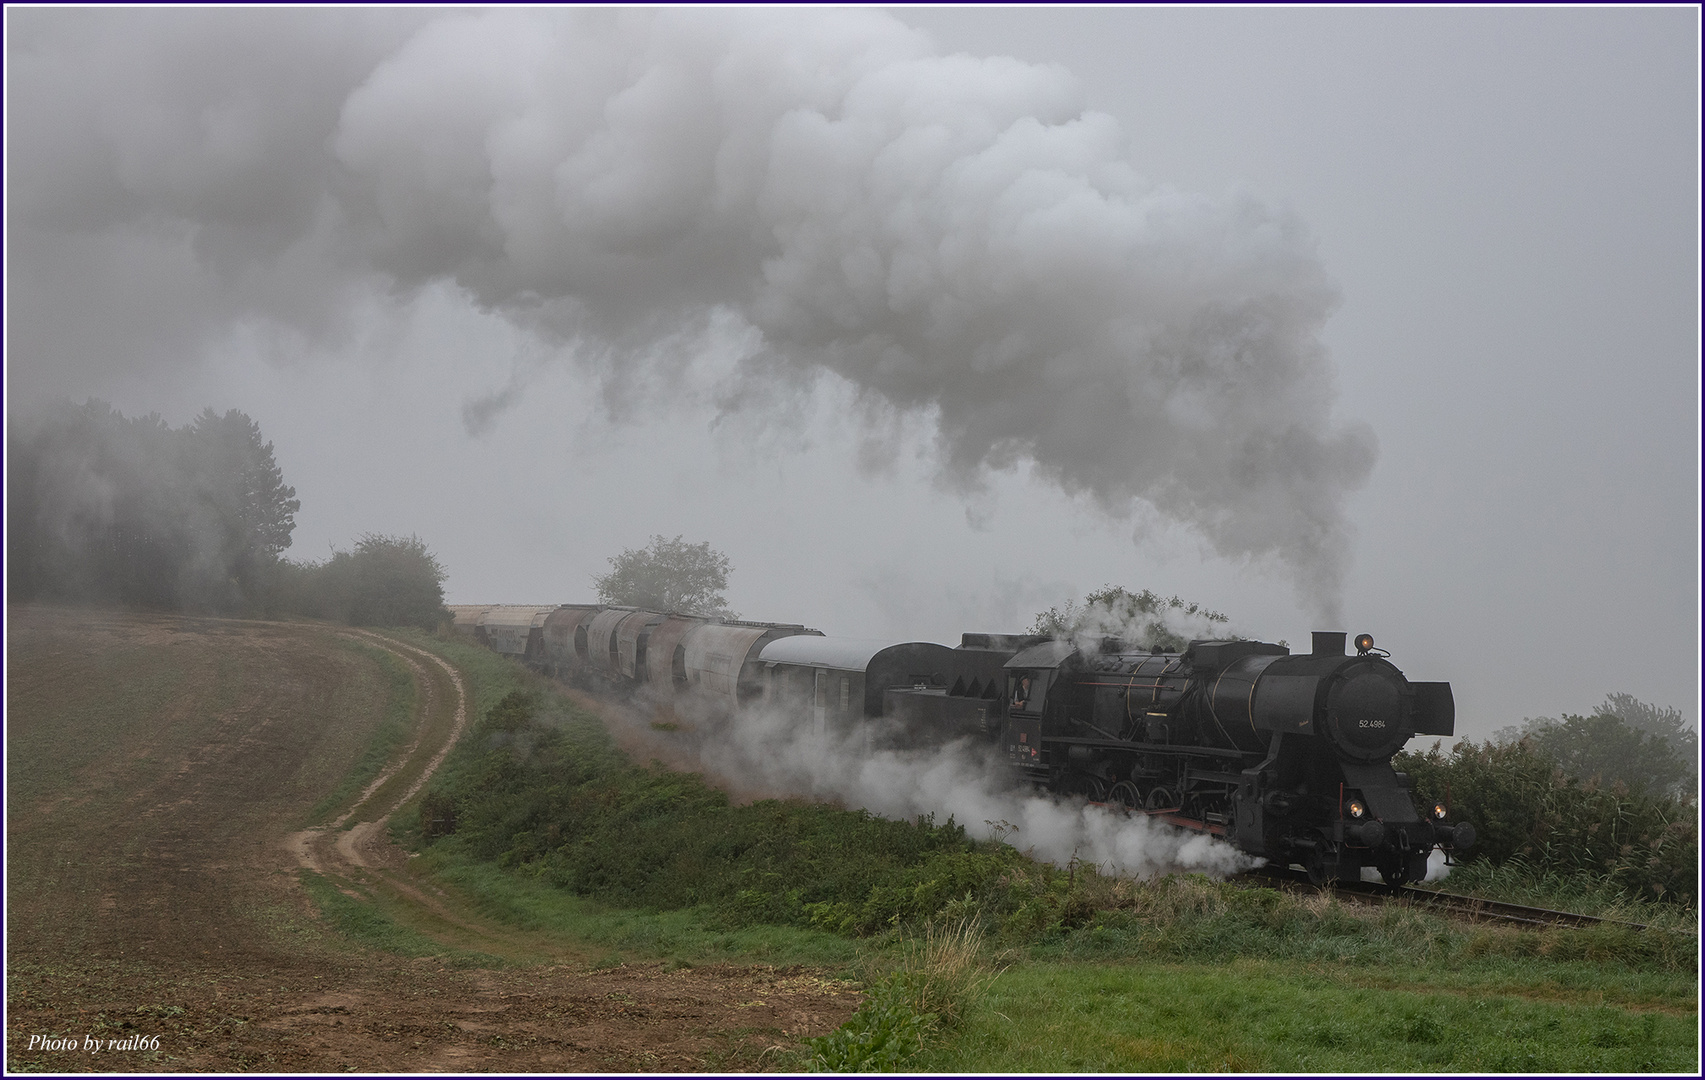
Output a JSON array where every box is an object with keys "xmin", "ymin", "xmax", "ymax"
[
  {"xmin": 450, "ymin": 604, "xmax": 1474, "ymax": 886},
  {"xmin": 993, "ymin": 629, "xmax": 1475, "ymax": 885}
]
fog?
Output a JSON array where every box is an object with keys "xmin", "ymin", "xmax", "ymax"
[{"xmin": 6, "ymin": 7, "xmax": 1698, "ymax": 740}]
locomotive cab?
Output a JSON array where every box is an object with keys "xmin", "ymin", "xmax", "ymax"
[{"xmin": 1001, "ymin": 640, "xmax": 1075, "ymax": 779}]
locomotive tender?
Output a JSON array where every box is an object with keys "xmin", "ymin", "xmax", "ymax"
[{"xmin": 449, "ymin": 604, "xmax": 1474, "ymax": 885}]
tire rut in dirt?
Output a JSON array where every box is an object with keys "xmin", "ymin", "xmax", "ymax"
[{"xmin": 6, "ymin": 609, "xmax": 857, "ymax": 1072}]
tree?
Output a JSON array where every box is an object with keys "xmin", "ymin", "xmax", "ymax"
[
  {"xmin": 10, "ymin": 400, "xmax": 176, "ymax": 606},
  {"xmin": 1601, "ymin": 693, "xmax": 1698, "ymax": 789},
  {"xmin": 1493, "ymin": 699, "xmax": 1695, "ymax": 800},
  {"xmin": 183, "ymin": 407, "xmax": 299, "ymax": 557},
  {"xmin": 593, "ymin": 535, "xmax": 737, "ymax": 617},
  {"xmin": 177, "ymin": 407, "xmax": 300, "ymax": 610},
  {"xmin": 312, "ymin": 534, "xmax": 451, "ymax": 630},
  {"xmin": 1396, "ymin": 737, "xmax": 1697, "ymax": 904},
  {"xmin": 6, "ymin": 399, "xmax": 297, "ymax": 613},
  {"xmin": 1029, "ymin": 585, "xmax": 1229, "ymax": 651}
]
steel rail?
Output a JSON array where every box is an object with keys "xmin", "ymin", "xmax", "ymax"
[{"xmin": 1236, "ymin": 865, "xmax": 1650, "ymax": 931}]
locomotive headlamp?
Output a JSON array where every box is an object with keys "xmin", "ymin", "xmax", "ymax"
[
  {"xmin": 1431, "ymin": 802, "xmax": 1448, "ymax": 821},
  {"xmin": 1354, "ymin": 634, "xmax": 1375, "ymax": 654},
  {"xmin": 1347, "ymin": 799, "xmax": 1367, "ymax": 820}
]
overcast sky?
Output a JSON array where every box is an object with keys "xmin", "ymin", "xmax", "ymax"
[{"xmin": 6, "ymin": 6, "xmax": 1699, "ymax": 740}]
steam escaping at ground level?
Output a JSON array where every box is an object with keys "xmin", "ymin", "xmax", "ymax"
[{"xmin": 605, "ymin": 686, "xmax": 1256, "ymax": 882}]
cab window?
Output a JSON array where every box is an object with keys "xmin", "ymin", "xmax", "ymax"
[{"xmin": 1009, "ymin": 671, "xmax": 1047, "ymax": 714}]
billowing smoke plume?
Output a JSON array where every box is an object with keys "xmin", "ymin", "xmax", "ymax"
[
  {"xmin": 9, "ymin": 8, "xmax": 1374, "ymax": 614},
  {"xmin": 611, "ymin": 692, "xmax": 1253, "ymax": 881}
]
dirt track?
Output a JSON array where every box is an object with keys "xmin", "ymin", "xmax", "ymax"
[{"xmin": 5, "ymin": 607, "xmax": 855, "ymax": 1072}]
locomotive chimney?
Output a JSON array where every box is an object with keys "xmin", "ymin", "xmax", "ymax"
[{"xmin": 1311, "ymin": 631, "xmax": 1347, "ymax": 656}]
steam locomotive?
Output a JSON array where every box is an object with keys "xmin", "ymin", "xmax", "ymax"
[{"xmin": 449, "ymin": 604, "xmax": 1475, "ymax": 885}]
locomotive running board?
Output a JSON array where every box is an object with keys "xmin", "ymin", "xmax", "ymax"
[
  {"xmin": 1090, "ymin": 799, "xmax": 1227, "ymax": 837},
  {"xmin": 1152, "ymin": 811, "xmax": 1227, "ymax": 836}
]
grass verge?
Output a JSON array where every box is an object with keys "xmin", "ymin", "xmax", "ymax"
[
  {"xmin": 411, "ymin": 844, "xmax": 864, "ymax": 969},
  {"xmin": 807, "ymin": 918, "xmax": 999, "ymax": 1072},
  {"xmin": 296, "ymin": 870, "xmax": 502, "ymax": 967},
  {"xmin": 305, "ymin": 638, "xmax": 418, "ymax": 824},
  {"xmin": 1420, "ymin": 856, "xmax": 1698, "ymax": 930},
  {"xmin": 322, "ymin": 635, "xmax": 1700, "ymax": 1074},
  {"xmin": 911, "ymin": 957, "xmax": 1696, "ymax": 1073}
]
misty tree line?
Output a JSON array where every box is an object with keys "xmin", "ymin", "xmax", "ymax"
[
  {"xmin": 1398, "ymin": 704, "xmax": 1698, "ymax": 904},
  {"xmin": 1406, "ymin": 694, "xmax": 1700, "ymax": 903},
  {"xmin": 7, "ymin": 399, "xmax": 450, "ymax": 629}
]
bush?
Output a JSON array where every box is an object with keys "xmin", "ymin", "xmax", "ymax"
[
  {"xmin": 418, "ymin": 691, "xmax": 1024, "ymax": 931},
  {"xmin": 806, "ymin": 919, "xmax": 996, "ymax": 1072},
  {"xmin": 284, "ymin": 533, "xmax": 452, "ymax": 630},
  {"xmin": 8, "ymin": 400, "xmax": 299, "ymax": 614},
  {"xmin": 1396, "ymin": 739, "xmax": 1697, "ymax": 905},
  {"xmin": 806, "ymin": 975, "xmax": 934, "ymax": 1072},
  {"xmin": 1494, "ymin": 706, "xmax": 1695, "ymax": 799}
]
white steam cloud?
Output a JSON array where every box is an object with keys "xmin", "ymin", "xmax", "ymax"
[
  {"xmin": 10, "ymin": 7, "xmax": 1374, "ymax": 615},
  {"xmin": 617, "ymin": 693, "xmax": 1253, "ymax": 881}
]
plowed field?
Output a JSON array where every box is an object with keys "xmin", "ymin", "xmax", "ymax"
[{"xmin": 5, "ymin": 607, "xmax": 854, "ymax": 1072}]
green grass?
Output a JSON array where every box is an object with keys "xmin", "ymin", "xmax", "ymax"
[
  {"xmin": 393, "ymin": 682, "xmax": 1025, "ymax": 936},
  {"xmin": 911, "ymin": 959, "xmax": 1697, "ymax": 1073},
  {"xmin": 385, "ymin": 627, "xmax": 537, "ymax": 727},
  {"xmin": 409, "ymin": 843, "xmax": 864, "ymax": 969},
  {"xmin": 304, "ymin": 639, "xmax": 419, "ymax": 824},
  {"xmin": 325, "ymin": 635, "xmax": 1700, "ymax": 1073},
  {"xmin": 1421, "ymin": 857, "xmax": 1699, "ymax": 931},
  {"xmin": 1028, "ymin": 875, "xmax": 1697, "ymax": 975},
  {"xmin": 296, "ymin": 870, "xmax": 502, "ymax": 966}
]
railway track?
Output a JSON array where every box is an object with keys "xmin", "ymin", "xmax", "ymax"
[{"xmin": 1238, "ymin": 865, "xmax": 1650, "ymax": 931}]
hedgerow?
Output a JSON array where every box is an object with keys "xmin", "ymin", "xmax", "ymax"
[{"xmin": 1396, "ymin": 739, "xmax": 1697, "ymax": 905}]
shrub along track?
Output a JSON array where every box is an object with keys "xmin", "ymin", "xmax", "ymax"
[
  {"xmin": 1236, "ymin": 865, "xmax": 1661, "ymax": 931},
  {"xmin": 5, "ymin": 607, "xmax": 854, "ymax": 1073}
]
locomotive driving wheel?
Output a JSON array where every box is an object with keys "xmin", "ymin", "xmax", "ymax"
[
  {"xmin": 1107, "ymin": 781, "xmax": 1142, "ymax": 810},
  {"xmin": 1061, "ymin": 772, "xmax": 1107, "ymax": 802},
  {"xmin": 1144, "ymin": 787, "xmax": 1177, "ymax": 812}
]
